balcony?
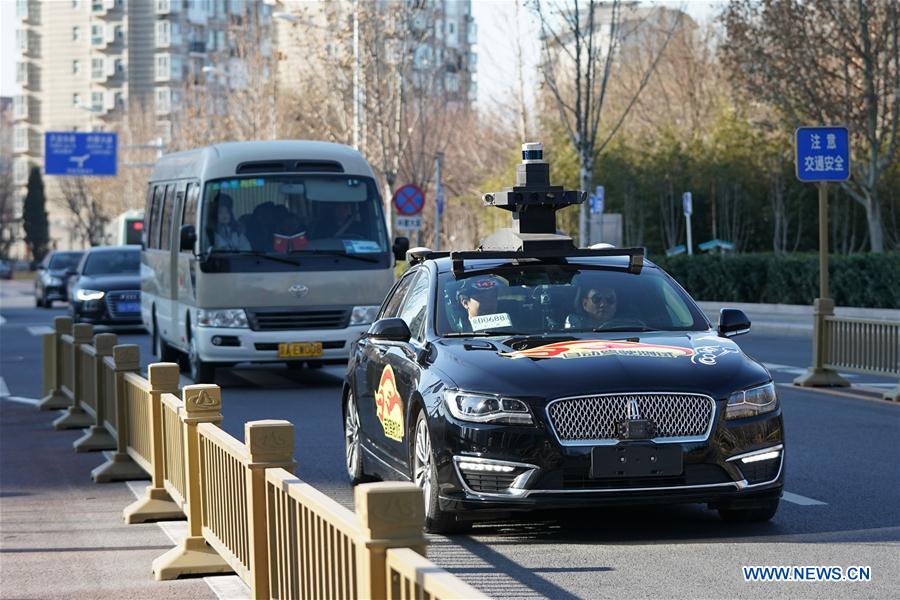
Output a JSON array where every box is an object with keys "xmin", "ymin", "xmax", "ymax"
[
  {"xmin": 16, "ymin": 28, "xmax": 40, "ymax": 58},
  {"xmin": 156, "ymin": 0, "xmax": 181, "ymax": 15},
  {"xmin": 189, "ymin": 40, "xmax": 206, "ymax": 55},
  {"xmin": 14, "ymin": 158, "xmax": 31, "ymax": 186},
  {"xmin": 91, "ymin": 24, "xmax": 125, "ymax": 50},
  {"xmin": 91, "ymin": 0, "xmax": 120, "ymax": 17},
  {"xmin": 15, "ymin": 62, "xmax": 39, "ymax": 90},
  {"xmin": 13, "ymin": 126, "xmax": 41, "ymax": 154},
  {"xmin": 16, "ymin": 0, "xmax": 40, "ymax": 25}
]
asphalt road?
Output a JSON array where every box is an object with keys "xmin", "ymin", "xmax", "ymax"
[{"xmin": 2, "ymin": 281, "xmax": 898, "ymax": 599}]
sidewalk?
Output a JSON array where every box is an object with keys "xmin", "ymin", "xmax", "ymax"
[
  {"xmin": 696, "ymin": 301, "xmax": 900, "ymax": 337},
  {"xmin": 0, "ymin": 400, "xmax": 214, "ymax": 600}
]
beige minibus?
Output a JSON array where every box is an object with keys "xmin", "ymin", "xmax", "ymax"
[{"xmin": 141, "ymin": 140, "xmax": 404, "ymax": 382}]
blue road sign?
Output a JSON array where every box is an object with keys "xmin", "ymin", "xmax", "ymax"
[
  {"xmin": 44, "ymin": 132, "xmax": 117, "ymax": 177},
  {"xmin": 795, "ymin": 126, "xmax": 850, "ymax": 182},
  {"xmin": 393, "ymin": 184, "xmax": 425, "ymax": 216},
  {"xmin": 590, "ymin": 186, "xmax": 605, "ymax": 215}
]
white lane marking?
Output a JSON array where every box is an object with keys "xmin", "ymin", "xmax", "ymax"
[
  {"xmin": 763, "ymin": 362, "xmax": 858, "ymax": 378},
  {"xmin": 0, "ymin": 376, "xmax": 9, "ymax": 397},
  {"xmin": 783, "ymin": 491, "xmax": 827, "ymax": 506},
  {"xmin": 27, "ymin": 326, "xmax": 55, "ymax": 336},
  {"xmin": 1, "ymin": 396, "xmax": 42, "ymax": 406},
  {"xmin": 125, "ymin": 482, "xmax": 250, "ymax": 599}
]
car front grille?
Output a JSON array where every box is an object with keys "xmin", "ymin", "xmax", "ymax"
[
  {"xmin": 547, "ymin": 393, "xmax": 715, "ymax": 445},
  {"xmin": 105, "ymin": 290, "xmax": 141, "ymax": 320},
  {"xmin": 246, "ymin": 308, "xmax": 350, "ymax": 331}
]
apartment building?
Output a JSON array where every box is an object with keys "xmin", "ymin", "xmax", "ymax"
[{"xmin": 12, "ymin": 0, "xmax": 265, "ymax": 251}]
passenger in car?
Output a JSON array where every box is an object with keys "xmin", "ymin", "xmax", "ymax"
[
  {"xmin": 452, "ymin": 275, "xmax": 513, "ymax": 332},
  {"xmin": 565, "ymin": 285, "xmax": 618, "ymax": 329}
]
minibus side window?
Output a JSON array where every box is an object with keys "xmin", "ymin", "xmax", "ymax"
[
  {"xmin": 181, "ymin": 182, "xmax": 199, "ymax": 253},
  {"xmin": 159, "ymin": 184, "xmax": 175, "ymax": 250},
  {"xmin": 148, "ymin": 185, "xmax": 164, "ymax": 249}
]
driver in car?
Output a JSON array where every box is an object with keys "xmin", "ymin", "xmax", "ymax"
[
  {"xmin": 565, "ymin": 285, "xmax": 617, "ymax": 330},
  {"xmin": 453, "ymin": 275, "xmax": 512, "ymax": 332}
]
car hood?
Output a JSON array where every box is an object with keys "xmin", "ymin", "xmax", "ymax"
[
  {"xmin": 76, "ymin": 273, "xmax": 141, "ymax": 291},
  {"xmin": 431, "ymin": 331, "xmax": 770, "ymax": 401}
]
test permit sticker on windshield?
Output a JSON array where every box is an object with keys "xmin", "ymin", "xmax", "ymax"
[
  {"xmin": 342, "ymin": 240, "xmax": 381, "ymax": 254},
  {"xmin": 470, "ymin": 313, "xmax": 512, "ymax": 331}
]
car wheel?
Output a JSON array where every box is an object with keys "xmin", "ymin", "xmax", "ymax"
[
  {"xmin": 35, "ymin": 295, "xmax": 42, "ymax": 308},
  {"xmin": 188, "ymin": 335, "xmax": 216, "ymax": 383},
  {"xmin": 413, "ymin": 411, "xmax": 471, "ymax": 535},
  {"xmin": 153, "ymin": 321, "xmax": 178, "ymax": 363},
  {"xmin": 344, "ymin": 390, "xmax": 372, "ymax": 484},
  {"xmin": 45, "ymin": 299, "xmax": 53, "ymax": 308},
  {"xmin": 718, "ymin": 497, "xmax": 780, "ymax": 523}
]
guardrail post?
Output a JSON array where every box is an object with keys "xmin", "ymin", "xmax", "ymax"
[
  {"xmin": 124, "ymin": 362, "xmax": 184, "ymax": 523},
  {"xmin": 92, "ymin": 344, "xmax": 148, "ymax": 482},
  {"xmin": 153, "ymin": 383, "xmax": 230, "ymax": 580},
  {"xmin": 73, "ymin": 333, "xmax": 118, "ymax": 452},
  {"xmin": 245, "ymin": 420, "xmax": 296, "ymax": 600},
  {"xmin": 52, "ymin": 323, "xmax": 95, "ymax": 429},
  {"xmin": 354, "ymin": 482, "xmax": 427, "ymax": 599},
  {"xmin": 794, "ymin": 298, "xmax": 850, "ymax": 387},
  {"xmin": 38, "ymin": 316, "xmax": 72, "ymax": 410}
]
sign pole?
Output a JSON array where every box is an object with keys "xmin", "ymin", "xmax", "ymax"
[
  {"xmin": 818, "ymin": 182, "xmax": 828, "ymax": 299},
  {"xmin": 434, "ymin": 153, "xmax": 443, "ymax": 251},
  {"xmin": 686, "ymin": 213, "xmax": 693, "ymax": 256},
  {"xmin": 682, "ymin": 192, "xmax": 693, "ymax": 255}
]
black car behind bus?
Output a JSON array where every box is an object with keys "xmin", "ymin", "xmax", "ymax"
[{"xmin": 68, "ymin": 245, "xmax": 142, "ymax": 327}]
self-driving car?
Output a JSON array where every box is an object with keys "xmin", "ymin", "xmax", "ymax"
[{"xmin": 342, "ymin": 143, "xmax": 783, "ymax": 533}]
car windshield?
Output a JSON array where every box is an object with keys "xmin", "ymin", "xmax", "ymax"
[
  {"xmin": 436, "ymin": 262, "xmax": 709, "ymax": 336},
  {"xmin": 82, "ymin": 250, "xmax": 140, "ymax": 276},
  {"xmin": 48, "ymin": 252, "xmax": 83, "ymax": 270},
  {"xmin": 200, "ymin": 175, "xmax": 389, "ymax": 255}
]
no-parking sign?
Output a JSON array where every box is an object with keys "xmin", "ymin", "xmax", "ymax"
[{"xmin": 393, "ymin": 184, "xmax": 425, "ymax": 216}]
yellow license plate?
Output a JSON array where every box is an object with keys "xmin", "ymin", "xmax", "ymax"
[{"xmin": 277, "ymin": 342, "xmax": 323, "ymax": 358}]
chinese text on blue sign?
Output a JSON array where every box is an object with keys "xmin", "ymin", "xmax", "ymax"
[
  {"xmin": 795, "ymin": 127, "xmax": 849, "ymax": 182},
  {"xmin": 44, "ymin": 132, "xmax": 118, "ymax": 177}
]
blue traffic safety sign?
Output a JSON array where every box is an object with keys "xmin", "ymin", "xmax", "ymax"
[
  {"xmin": 795, "ymin": 126, "xmax": 850, "ymax": 182},
  {"xmin": 589, "ymin": 186, "xmax": 604, "ymax": 215},
  {"xmin": 393, "ymin": 184, "xmax": 425, "ymax": 216},
  {"xmin": 44, "ymin": 132, "xmax": 117, "ymax": 177}
]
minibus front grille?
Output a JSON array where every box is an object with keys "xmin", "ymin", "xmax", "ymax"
[{"xmin": 246, "ymin": 308, "xmax": 350, "ymax": 331}]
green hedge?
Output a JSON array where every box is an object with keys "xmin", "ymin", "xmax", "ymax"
[{"xmin": 651, "ymin": 253, "xmax": 900, "ymax": 309}]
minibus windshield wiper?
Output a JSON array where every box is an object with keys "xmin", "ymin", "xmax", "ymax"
[
  {"xmin": 211, "ymin": 250, "xmax": 303, "ymax": 267},
  {"xmin": 287, "ymin": 250, "xmax": 380, "ymax": 264}
]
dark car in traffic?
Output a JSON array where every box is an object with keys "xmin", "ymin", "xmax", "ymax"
[
  {"xmin": 341, "ymin": 143, "xmax": 783, "ymax": 534},
  {"xmin": 34, "ymin": 251, "xmax": 84, "ymax": 307},
  {"xmin": 68, "ymin": 245, "xmax": 142, "ymax": 326}
]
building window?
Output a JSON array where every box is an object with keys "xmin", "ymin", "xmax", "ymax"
[
  {"xmin": 73, "ymin": 93, "xmax": 81, "ymax": 107},
  {"xmin": 91, "ymin": 91, "xmax": 103, "ymax": 111},
  {"xmin": 91, "ymin": 24, "xmax": 104, "ymax": 46},
  {"xmin": 155, "ymin": 54, "xmax": 170, "ymax": 80},
  {"xmin": 156, "ymin": 21, "xmax": 170, "ymax": 46},
  {"xmin": 15, "ymin": 62, "xmax": 27, "ymax": 85},
  {"xmin": 73, "ymin": 60, "xmax": 81, "ymax": 75},
  {"xmin": 73, "ymin": 26, "xmax": 81, "ymax": 41},
  {"xmin": 14, "ymin": 126, "xmax": 28, "ymax": 152},
  {"xmin": 91, "ymin": 58, "xmax": 104, "ymax": 79},
  {"xmin": 114, "ymin": 59, "xmax": 124, "ymax": 75},
  {"xmin": 155, "ymin": 87, "xmax": 171, "ymax": 114},
  {"xmin": 13, "ymin": 95, "xmax": 27, "ymax": 119}
]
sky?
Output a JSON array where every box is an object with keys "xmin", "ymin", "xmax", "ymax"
[{"xmin": 1, "ymin": 1, "xmax": 725, "ymax": 107}]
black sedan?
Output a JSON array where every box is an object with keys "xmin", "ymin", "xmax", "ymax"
[
  {"xmin": 343, "ymin": 255, "xmax": 784, "ymax": 533},
  {"xmin": 34, "ymin": 250, "xmax": 83, "ymax": 307},
  {"xmin": 69, "ymin": 245, "xmax": 142, "ymax": 326}
]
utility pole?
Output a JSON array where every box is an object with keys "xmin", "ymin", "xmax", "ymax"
[
  {"xmin": 352, "ymin": 0, "xmax": 361, "ymax": 151},
  {"xmin": 434, "ymin": 153, "xmax": 443, "ymax": 250}
]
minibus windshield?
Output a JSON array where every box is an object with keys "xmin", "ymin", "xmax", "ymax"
[{"xmin": 201, "ymin": 175, "xmax": 389, "ymax": 256}]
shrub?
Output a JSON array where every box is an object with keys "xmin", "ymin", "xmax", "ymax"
[{"xmin": 652, "ymin": 253, "xmax": 900, "ymax": 309}]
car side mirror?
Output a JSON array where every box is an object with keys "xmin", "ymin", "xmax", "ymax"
[
  {"xmin": 392, "ymin": 236, "xmax": 410, "ymax": 262},
  {"xmin": 180, "ymin": 224, "xmax": 197, "ymax": 253},
  {"xmin": 718, "ymin": 308, "xmax": 751, "ymax": 337},
  {"xmin": 367, "ymin": 317, "xmax": 411, "ymax": 343}
]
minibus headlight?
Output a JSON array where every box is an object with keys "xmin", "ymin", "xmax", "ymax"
[
  {"xmin": 350, "ymin": 305, "xmax": 379, "ymax": 326},
  {"xmin": 197, "ymin": 308, "xmax": 249, "ymax": 329},
  {"xmin": 75, "ymin": 289, "xmax": 105, "ymax": 301},
  {"xmin": 726, "ymin": 382, "xmax": 778, "ymax": 420}
]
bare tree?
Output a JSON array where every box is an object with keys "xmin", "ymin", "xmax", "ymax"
[
  {"xmin": 722, "ymin": 0, "xmax": 899, "ymax": 252},
  {"xmin": 535, "ymin": 0, "xmax": 681, "ymax": 243},
  {"xmin": 0, "ymin": 163, "xmax": 16, "ymax": 258},
  {"xmin": 57, "ymin": 178, "xmax": 110, "ymax": 247}
]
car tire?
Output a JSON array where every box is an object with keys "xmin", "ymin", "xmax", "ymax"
[
  {"xmin": 188, "ymin": 335, "xmax": 216, "ymax": 383},
  {"xmin": 717, "ymin": 497, "xmax": 780, "ymax": 523},
  {"xmin": 413, "ymin": 410, "xmax": 472, "ymax": 535},
  {"xmin": 45, "ymin": 299, "xmax": 53, "ymax": 308},
  {"xmin": 344, "ymin": 390, "xmax": 373, "ymax": 485},
  {"xmin": 153, "ymin": 321, "xmax": 179, "ymax": 363}
]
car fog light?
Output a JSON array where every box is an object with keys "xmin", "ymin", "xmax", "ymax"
[
  {"xmin": 741, "ymin": 450, "xmax": 781, "ymax": 464},
  {"xmin": 457, "ymin": 461, "xmax": 516, "ymax": 473}
]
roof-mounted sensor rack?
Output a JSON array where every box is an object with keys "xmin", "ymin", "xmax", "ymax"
[{"xmin": 449, "ymin": 247, "xmax": 644, "ymax": 275}]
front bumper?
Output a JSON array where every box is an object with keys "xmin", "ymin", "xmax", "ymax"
[
  {"xmin": 433, "ymin": 404, "xmax": 785, "ymax": 514},
  {"xmin": 193, "ymin": 324, "xmax": 369, "ymax": 364},
  {"xmin": 43, "ymin": 285, "xmax": 67, "ymax": 301},
  {"xmin": 73, "ymin": 299, "xmax": 142, "ymax": 325}
]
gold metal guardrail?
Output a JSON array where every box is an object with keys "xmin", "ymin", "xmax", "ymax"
[{"xmin": 38, "ymin": 337, "xmax": 483, "ymax": 599}]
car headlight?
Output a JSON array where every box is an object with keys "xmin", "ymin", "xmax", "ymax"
[
  {"xmin": 726, "ymin": 382, "xmax": 778, "ymax": 420},
  {"xmin": 75, "ymin": 289, "xmax": 105, "ymax": 301},
  {"xmin": 197, "ymin": 308, "xmax": 248, "ymax": 328},
  {"xmin": 443, "ymin": 390, "xmax": 533, "ymax": 425},
  {"xmin": 350, "ymin": 305, "xmax": 379, "ymax": 326}
]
